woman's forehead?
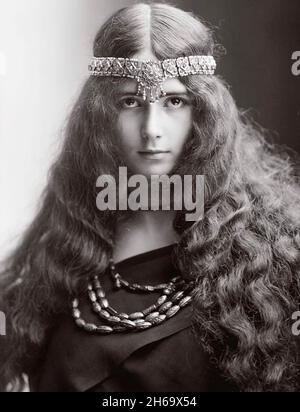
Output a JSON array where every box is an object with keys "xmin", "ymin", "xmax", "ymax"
[{"xmin": 117, "ymin": 78, "xmax": 188, "ymax": 96}]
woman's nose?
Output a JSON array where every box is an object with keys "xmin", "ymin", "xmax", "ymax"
[{"xmin": 140, "ymin": 103, "xmax": 163, "ymax": 143}]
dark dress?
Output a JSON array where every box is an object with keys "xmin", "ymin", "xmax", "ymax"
[{"xmin": 28, "ymin": 244, "xmax": 238, "ymax": 392}]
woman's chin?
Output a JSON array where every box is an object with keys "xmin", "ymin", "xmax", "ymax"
[{"xmin": 134, "ymin": 165, "xmax": 174, "ymax": 178}]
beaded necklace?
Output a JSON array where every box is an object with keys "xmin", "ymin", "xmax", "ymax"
[{"xmin": 72, "ymin": 258, "xmax": 195, "ymax": 334}]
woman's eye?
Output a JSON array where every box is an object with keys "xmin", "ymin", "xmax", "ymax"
[
  {"xmin": 120, "ymin": 97, "xmax": 140, "ymax": 108},
  {"xmin": 165, "ymin": 97, "xmax": 186, "ymax": 108}
]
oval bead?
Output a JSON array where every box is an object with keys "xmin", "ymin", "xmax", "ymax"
[
  {"xmin": 145, "ymin": 312, "xmax": 160, "ymax": 322},
  {"xmin": 72, "ymin": 298, "xmax": 79, "ymax": 308},
  {"xmin": 135, "ymin": 319, "xmax": 146, "ymax": 325},
  {"xmin": 114, "ymin": 278, "xmax": 121, "ymax": 288},
  {"xmin": 145, "ymin": 285, "xmax": 155, "ymax": 291},
  {"xmin": 84, "ymin": 323, "xmax": 98, "ymax": 332},
  {"xmin": 108, "ymin": 316, "xmax": 121, "ymax": 323},
  {"xmin": 120, "ymin": 319, "xmax": 136, "ymax": 328},
  {"xmin": 132, "ymin": 283, "xmax": 142, "ymax": 290},
  {"xmin": 172, "ymin": 291, "xmax": 184, "ymax": 301},
  {"xmin": 118, "ymin": 312, "xmax": 129, "ymax": 319},
  {"xmin": 159, "ymin": 302, "xmax": 172, "ymax": 312},
  {"xmin": 93, "ymin": 280, "xmax": 101, "ymax": 289},
  {"xmin": 155, "ymin": 283, "xmax": 168, "ymax": 289},
  {"xmin": 137, "ymin": 321, "xmax": 152, "ymax": 329},
  {"xmin": 75, "ymin": 318, "xmax": 85, "ymax": 327},
  {"xmin": 179, "ymin": 296, "xmax": 192, "ymax": 307},
  {"xmin": 107, "ymin": 306, "xmax": 118, "ymax": 315},
  {"xmin": 72, "ymin": 308, "xmax": 80, "ymax": 319},
  {"xmin": 129, "ymin": 312, "xmax": 144, "ymax": 320},
  {"xmin": 96, "ymin": 289, "xmax": 105, "ymax": 298},
  {"xmin": 99, "ymin": 309, "xmax": 110, "ymax": 319},
  {"xmin": 88, "ymin": 291, "xmax": 97, "ymax": 302},
  {"xmin": 142, "ymin": 304, "xmax": 157, "ymax": 316},
  {"xmin": 166, "ymin": 305, "xmax": 180, "ymax": 318},
  {"xmin": 97, "ymin": 325, "xmax": 113, "ymax": 333},
  {"xmin": 157, "ymin": 295, "xmax": 167, "ymax": 306},
  {"xmin": 100, "ymin": 298, "xmax": 109, "ymax": 308},
  {"xmin": 92, "ymin": 302, "xmax": 101, "ymax": 313},
  {"xmin": 149, "ymin": 316, "xmax": 164, "ymax": 325}
]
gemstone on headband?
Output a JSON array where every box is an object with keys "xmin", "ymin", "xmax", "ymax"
[{"xmin": 88, "ymin": 55, "xmax": 217, "ymax": 103}]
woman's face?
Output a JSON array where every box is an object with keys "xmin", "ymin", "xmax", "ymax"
[{"xmin": 115, "ymin": 51, "xmax": 193, "ymax": 177}]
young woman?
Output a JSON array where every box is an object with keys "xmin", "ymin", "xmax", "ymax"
[{"xmin": 1, "ymin": 2, "xmax": 300, "ymax": 392}]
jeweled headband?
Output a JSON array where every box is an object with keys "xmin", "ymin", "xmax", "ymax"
[{"xmin": 88, "ymin": 55, "xmax": 216, "ymax": 102}]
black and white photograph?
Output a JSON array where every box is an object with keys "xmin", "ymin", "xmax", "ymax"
[{"xmin": 0, "ymin": 0, "xmax": 300, "ymax": 394}]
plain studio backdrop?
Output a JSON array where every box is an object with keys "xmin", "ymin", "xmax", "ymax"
[{"xmin": 0, "ymin": 0, "xmax": 299, "ymax": 262}]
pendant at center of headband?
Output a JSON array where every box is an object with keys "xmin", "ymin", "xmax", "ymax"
[{"xmin": 136, "ymin": 61, "xmax": 166, "ymax": 103}]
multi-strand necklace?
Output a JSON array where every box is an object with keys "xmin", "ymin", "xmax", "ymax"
[{"xmin": 72, "ymin": 258, "xmax": 195, "ymax": 334}]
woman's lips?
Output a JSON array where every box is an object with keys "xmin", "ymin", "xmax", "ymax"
[{"xmin": 138, "ymin": 150, "xmax": 170, "ymax": 160}]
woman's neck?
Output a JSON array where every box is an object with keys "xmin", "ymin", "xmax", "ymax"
[{"xmin": 113, "ymin": 210, "xmax": 179, "ymax": 263}]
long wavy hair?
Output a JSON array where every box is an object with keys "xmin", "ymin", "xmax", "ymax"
[{"xmin": 1, "ymin": 2, "xmax": 300, "ymax": 392}]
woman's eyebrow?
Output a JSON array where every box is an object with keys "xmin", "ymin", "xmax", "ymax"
[{"xmin": 116, "ymin": 91, "xmax": 138, "ymax": 96}]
